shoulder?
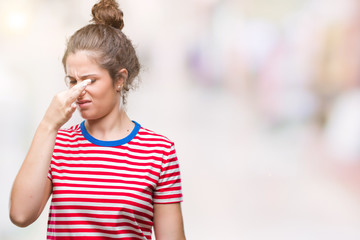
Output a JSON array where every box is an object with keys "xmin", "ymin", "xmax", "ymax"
[
  {"xmin": 135, "ymin": 125, "xmax": 175, "ymax": 148},
  {"xmin": 134, "ymin": 125, "xmax": 178, "ymax": 160},
  {"xmin": 57, "ymin": 123, "xmax": 82, "ymax": 139}
]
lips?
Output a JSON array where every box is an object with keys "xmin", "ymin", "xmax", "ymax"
[
  {"xmin": 76, "ymin": 99, "xmax": 92, "ymax": 108},
  {"xmin": 77, "ymin": 100, "xmax": 91, "ymax": 104}
]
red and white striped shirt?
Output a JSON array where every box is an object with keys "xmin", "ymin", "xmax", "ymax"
[{"xmin": 47, "ymin": 121, "xmax": 183, "ymax": 240}]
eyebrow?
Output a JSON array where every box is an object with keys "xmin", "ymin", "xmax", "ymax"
[{"xmin": 66, "ymin": 74, "xmax": 99, "ymax": 79}]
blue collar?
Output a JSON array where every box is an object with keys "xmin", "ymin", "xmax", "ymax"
[{"xmin": 80, "ymin": 120, "xmax": 141, "ymax": 147}]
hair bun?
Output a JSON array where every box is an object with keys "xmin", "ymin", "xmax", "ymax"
[{"xmin": 91, "ymin": 0, "xmax": 124, "ymax": 30}]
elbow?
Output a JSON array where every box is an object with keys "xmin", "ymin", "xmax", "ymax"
[
  {"xmin": 10, "ymin": 217, "xmax": 31, "ymax": 228},
  {"xmin": 9, "ymin": 209, "xmax": 33, "ymax": 228}
]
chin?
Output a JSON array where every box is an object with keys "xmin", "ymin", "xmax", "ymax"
[
  {"xmin": 81, "ymin": 115, "xmax": 98, "ymax": 121},
  {"xmin": 79, "ymin": 111, "xmax": 97, "ymax": 120},
  {"xmin": 79, "ymin": 110, "xmax": 106, "ymax": 121}
]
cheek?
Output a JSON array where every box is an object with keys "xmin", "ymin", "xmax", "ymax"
[{"xmin": 90, "ymin": 86, "xmax": 117, "ymax": 104}]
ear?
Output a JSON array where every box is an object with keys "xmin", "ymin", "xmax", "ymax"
[{"xmin": 116, "ymin": 68, "xmax": 128, "ymax": 88}]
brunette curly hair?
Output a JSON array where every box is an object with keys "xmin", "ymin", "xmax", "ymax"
[{"xmin": 62, "ymin": 0, "xmax": 140, "ymax": 104}]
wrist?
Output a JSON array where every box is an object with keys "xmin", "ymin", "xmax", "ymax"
[{"xmin": 39, "ymin": 118, "xmax": 60, "ymax": 133}]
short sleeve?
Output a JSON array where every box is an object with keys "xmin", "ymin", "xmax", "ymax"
[
  {"xmin": 48, "ymin": 135, "xmax": 58, "ymax": 181},
  {"xmin": 47, "ymin": 125, "xmax": 79, "ymax": 182},
  {"xmin": 47, "ymin": 160, "xmax": 53, "ymax": 181},
  {"xmin": 153, "ymin": 142, "xmax": 183, "ymax": 204}
]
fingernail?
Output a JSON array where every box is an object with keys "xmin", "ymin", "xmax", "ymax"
[
  {"xmin": 81, "ymin": 79, "xmax": 92, "ymax": 87},
  {"xmin": 71, "ymin": 102, "xmax": 77, "ymax": 108}
]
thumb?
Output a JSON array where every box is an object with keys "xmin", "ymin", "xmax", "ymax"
[
  {"xmin": 71, "ymin": 102, "xmax": 77, "ymax": 110},
  {"xmin": 67, "ymin": 79, "xmax": 92, "ymax": 103},
  {"xmin": 68, "ymin": 102, "xmax": 77, "ymax": 115}
]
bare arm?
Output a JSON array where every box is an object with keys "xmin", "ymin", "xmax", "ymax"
[
  {"xmin": 9, "ymin": 81, "xmax": 90, "ymax": 227},
  {"xmin": 9, "ymin": 123, "xmax": 56, "ymax": 227},
  {"xmin": 153, "ymin": 203, "xmax": 186, "ymax": 240}
]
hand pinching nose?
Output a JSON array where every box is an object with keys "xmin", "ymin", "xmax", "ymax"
[
  {"xmin": 71, "ymin": 79, "xmax": 92, "ymax": 108},
  {"xmin": 81, "ymin": 79, "xmax": 92, "ymax": 87},
  {"xmin": 79, "ymin": 79, "xmax": 91, "ymax": 94}
]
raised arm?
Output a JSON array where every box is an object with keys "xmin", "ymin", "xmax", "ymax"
[
  {"xmin": 153, "ymin": 203, "xmax": 186, "ymax": 240},
  {"xmin": 9, "ymin": 81, "xmax": 90, "ymax": 227}
]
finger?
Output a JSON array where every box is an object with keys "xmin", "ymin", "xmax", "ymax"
[
  {"xmin": 69, "ymin": 102, "xmax": 77, "ymax": 114},
  {"xmin": 66, "ymin": 79, "xmax": 92, "ymax": 102},
  {"xmin": 64, "ymin": 102, "xmax": 77, "ymax": 119}
]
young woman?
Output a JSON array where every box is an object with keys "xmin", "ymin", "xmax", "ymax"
[{"xmin": 9, "ymin": 0, "xmax": 186, "ymax": 239}]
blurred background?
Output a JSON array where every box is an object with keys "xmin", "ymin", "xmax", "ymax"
[{"xmin": 1, "ymin": 0, "xmax": 360, "ymax": 239}]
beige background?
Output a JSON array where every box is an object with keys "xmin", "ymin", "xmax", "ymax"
[{"xmin": 1, "ymin": 0, "xmax": 360, "ymax": 239}]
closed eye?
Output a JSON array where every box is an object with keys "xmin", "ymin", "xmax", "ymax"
[
  {"xmin": 65, "ymin": 76, "xmax": 77, "ymax": 87},
  {"xmin": 65, "ymin": 75, "xmax": 98, "ymax": 88}
]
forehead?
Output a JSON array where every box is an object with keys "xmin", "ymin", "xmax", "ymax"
[{"xmin": 65, "ymin": 50, "xmax": 103, "ymax": 75}]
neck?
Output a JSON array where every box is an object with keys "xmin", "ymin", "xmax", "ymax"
[{"xmin": 85, "ymin": 109, "xmax": 134, "ymax": 141}]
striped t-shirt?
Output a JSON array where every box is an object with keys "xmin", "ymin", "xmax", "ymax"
[{"xmin": 47, "ymin": 121, "xmax": 183, "ymax": 240}]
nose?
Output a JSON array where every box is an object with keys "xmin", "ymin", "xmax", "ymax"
[{"xmin": 78, "ymin": 89, "xmax": 86, "ymax": 98}]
